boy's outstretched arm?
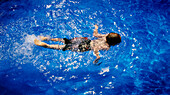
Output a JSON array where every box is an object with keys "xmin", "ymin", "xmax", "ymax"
[
  {"xmin": 93, "ymin": 25, "xmax": 107, "ymax": 38},
  {"xmin": 93, "ymin": 49, "xmax": 100, "ymax": 64}
]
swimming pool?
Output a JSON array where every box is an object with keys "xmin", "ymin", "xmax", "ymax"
[{"xmin": 0, "ymin": 0, "xmax": 169, "ymax": 94}]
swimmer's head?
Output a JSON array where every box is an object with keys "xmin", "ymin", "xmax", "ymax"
[{"xmin": 106, "ymin": 33, "xmax": 121, "ymax": 46}]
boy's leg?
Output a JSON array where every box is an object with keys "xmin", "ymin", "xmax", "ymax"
[
  {"xmin": 34, "ymin": 39, "xmax": 65, "ymax": 50},
  {"xmin": 39, "ymin": 36, "xmax": 49, "ymax": 41},
  {"xmin": 39, "ymin": 36, "xmax": 65, "ymax": 43},
  {"xmin": 50, "ymin": 38, "xmax": 65, "ymax": 43}
]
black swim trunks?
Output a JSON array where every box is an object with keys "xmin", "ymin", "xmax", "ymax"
[{"xmin": 62, "ymin": 37, "xmax": 91, "ymax": 52}]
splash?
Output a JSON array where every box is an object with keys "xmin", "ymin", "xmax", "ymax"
[{"xmin": 13, "ymin": 34, "xmax": 39, "ymax": 63}]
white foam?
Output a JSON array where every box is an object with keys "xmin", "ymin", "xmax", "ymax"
[
  {"xmin": 99, "ymin": 67, "xmax": 110, "ymax": 75},
  {"xmin": 24, "ymin": 34, "xmax": 39, "ymax": 43},
  {"xmin": 13, "ymin": 34, "xmax": 39, "ymax": 57},
  {"xmin": 84, "ymin": 91, "xmax": 96, "ymax": 95}
]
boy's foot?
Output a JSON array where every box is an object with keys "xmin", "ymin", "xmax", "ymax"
[
  {"xmin": 39, "ymin": 36, "xmax": 50, "ymax": 41},
  {"xmin": 34, "ymin": 39, "xmax": 48, "ymax": 47}
]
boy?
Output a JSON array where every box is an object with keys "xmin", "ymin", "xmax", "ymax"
[{"xmin": 34, "ymin": 25, "xmax": 121, "ymax": 64}]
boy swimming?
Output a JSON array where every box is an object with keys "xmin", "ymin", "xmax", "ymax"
[{"xmin": 34, "ymin": 25, "xmax": 121, "ymax": 64}]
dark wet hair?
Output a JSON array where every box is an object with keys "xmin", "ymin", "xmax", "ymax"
[{"xmin": 106, "ymin": 33, "xmax": 121, "ymax": 46}]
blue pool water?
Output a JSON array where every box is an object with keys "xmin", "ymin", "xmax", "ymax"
[{"xmin": 0, "ymin": 0, "xmax": 169, "ymax": 94}]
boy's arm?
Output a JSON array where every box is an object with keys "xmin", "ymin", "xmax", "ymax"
[
  {"xmin": 93, "ymin": 25, "xmax": 107, "ymax": 38},
  {"xmin": 93, "ymin": 49, "xmax": 100, "ymax": 64}
]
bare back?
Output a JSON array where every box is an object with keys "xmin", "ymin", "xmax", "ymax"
[{"xmin": 90, "ymin": 37, "xmax": 110, "ymax": 51}]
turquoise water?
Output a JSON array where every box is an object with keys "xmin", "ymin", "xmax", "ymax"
[{"xmin": 0, "ymin": 0, "xmax": 169, "ymax": 94}]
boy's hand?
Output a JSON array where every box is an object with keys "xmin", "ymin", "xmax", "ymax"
[
  {"xmin": 95, "ymin": 25, "xmax": 98, "ymax": 29},
  {"xmin": 93, "ymin": 57, "xmax": 100, "ymax": 64}
]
